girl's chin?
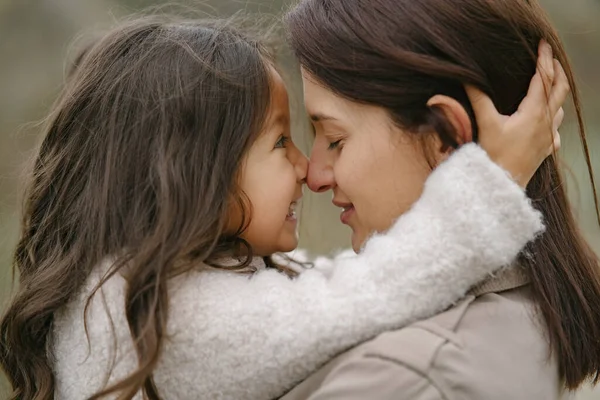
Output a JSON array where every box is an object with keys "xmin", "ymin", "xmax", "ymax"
[{"xmin": 275, "ymin": 237, "xmax": 299, "ymax": 254}]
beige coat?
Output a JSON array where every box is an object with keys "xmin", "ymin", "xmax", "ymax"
[{"xmin": 280, "ymin": 268, "xmax": 573, "ymax": 400}]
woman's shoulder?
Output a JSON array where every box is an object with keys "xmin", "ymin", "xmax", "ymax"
[
  {"xmin": 360, "ymin": 283, "xmax": 539, "ymax": 367},
  {"xmin": 282, "ymin": 273, "xmax": 567, "ymax": 400}
]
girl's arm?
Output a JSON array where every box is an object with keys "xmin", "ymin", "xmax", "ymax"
[{"xmin": 162, "ymin": 144, "xmax": 542, "ymax": 400}]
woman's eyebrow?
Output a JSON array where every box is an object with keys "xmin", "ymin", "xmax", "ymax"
[{"xmin": 309, "ymin": 112, "xmax": 338, "ymax": 122}]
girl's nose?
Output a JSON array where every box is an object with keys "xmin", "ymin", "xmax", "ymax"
[{"xmin": 295, "ymin": 151, "xmax": 308, "ymax": 183}]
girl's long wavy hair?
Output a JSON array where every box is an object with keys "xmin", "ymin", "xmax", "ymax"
[
  {"xmin": 0, "ymin": 15, "xmax": 292, "ymax": 400},
  {"xmin": 286, "ymin": 0, "xmax": 600, "ymax": 390}
]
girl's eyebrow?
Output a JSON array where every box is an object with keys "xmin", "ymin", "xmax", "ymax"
[
  {"xmin": 276, "ymin": 113, "xmax": 290, "ymax": 127},
  {"xmin": 261, "ymin": 113, "xmax": 290, "ymax": 140},
  {"xmin": 268, "ymin": 112, "xmax": 289, "ymax": 131}
]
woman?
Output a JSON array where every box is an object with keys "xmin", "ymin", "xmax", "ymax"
[{"xmin": 282, "ymin": 0, "xmax": 600, "ymax": 398}]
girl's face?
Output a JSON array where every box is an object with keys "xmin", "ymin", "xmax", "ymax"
[
  {"xmin": 302, "ymin": 70, "xmax": 435, "ymax": 252},
  {"xmin": 235, "ymin": 69, "xmax": 308, "ymax": 256}
]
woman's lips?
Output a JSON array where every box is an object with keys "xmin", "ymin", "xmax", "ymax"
[{"xmin": 340, "ymin": 205, "xmax": 355, "ymax": 225}]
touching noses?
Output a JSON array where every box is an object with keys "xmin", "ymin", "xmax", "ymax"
[{"xmin": 290, "ymin": 145, "xmax": 308, "ymax": 184}]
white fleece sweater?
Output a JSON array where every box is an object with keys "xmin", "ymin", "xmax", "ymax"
[{"xmin": 52, "ymin": 144, "xmax": 544, "ymax": 400}]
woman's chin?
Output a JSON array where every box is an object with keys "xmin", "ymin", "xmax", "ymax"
[{"xmin": 351, "ymin": 231, "xmax": 366, "ymax": 254}]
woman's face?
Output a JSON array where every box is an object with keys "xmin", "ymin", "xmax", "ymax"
[{"xmin": 302, "ymin": 70, "xmax": 436, "ymax": 252}]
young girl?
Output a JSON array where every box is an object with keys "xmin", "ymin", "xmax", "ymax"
[{"xmin": 0, "ymin": 17, "xmax": 565, "ymax": 400}]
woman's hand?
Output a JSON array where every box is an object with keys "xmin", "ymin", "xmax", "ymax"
[{"xmin": 467, "ymin": 40, "xmax": 568, "ymax": 188}]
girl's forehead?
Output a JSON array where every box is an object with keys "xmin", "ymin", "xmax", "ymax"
[
  {"xmin": 268, "ymin": 67, "xmax": 290, "ymax": 101},
  {"xmin": 264, "ymin": 68, "xmax": 291, "ymax": 125}
]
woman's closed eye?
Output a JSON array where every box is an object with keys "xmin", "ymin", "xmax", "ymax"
[
  {"xmin": 275, "ymin": 134, "xmax": 290, "ymax": 149},
  {"xmin": 323, "ymin": 130, "xmax": 346, "ymax": 151},
  {"xmin": 328, "ymin": 139, "xmax": 343, "ymax": 151}
]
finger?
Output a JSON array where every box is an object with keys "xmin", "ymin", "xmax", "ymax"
[
  {"xmin": 546, "ymin": 131, "xmax": 561, "ymax": 157},
  {"xmin": 464, "ymin": 84, "xmax": 499, "ymax": 128},
  {"xmin": 538, "ymin": 40, "xmax": 554, "ymax": 96},
  {"xmin": 553, "ymin": 107, "xmax": 565, "ymax": 131},
  {"xmin": 519, "ymin": 41, "xmax": 554, "ymax": 114},
  {"xmin": 549, "ymin": 59, "xmax": 570, "ymax": 115},
  {"xmin": 552, "ymin": 130, "xmax": 561, "ymax": 152}
]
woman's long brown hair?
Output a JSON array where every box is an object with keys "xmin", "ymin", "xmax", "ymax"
[
  {"xmin": 0, "ymin": 16, "xmax": 283, "ymax": 400},
  {"xmin": 286, "ymin": 0, "xmax": 600, "ymax": 390}
]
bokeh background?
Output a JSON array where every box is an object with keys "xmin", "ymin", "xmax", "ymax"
[{"xmin": 0, "ymin": 0, "xmax": 598, "ymax": 398}]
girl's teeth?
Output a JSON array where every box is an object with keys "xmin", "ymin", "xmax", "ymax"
[{"xmin": 287, "ymin": 202, "xmax": 297, "ymax": 217}]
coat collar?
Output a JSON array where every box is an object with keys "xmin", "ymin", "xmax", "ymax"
[{"xmin": 469, "ymin": 264, "xmax": 530, "ymax": 297}]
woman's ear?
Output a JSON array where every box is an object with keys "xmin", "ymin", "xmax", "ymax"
[{"xmin": 426, "ymin": 95, "xmax": 473, "ymax": 147}]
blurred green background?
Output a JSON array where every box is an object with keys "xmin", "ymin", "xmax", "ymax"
[{"xmin": 0, "ymin": 0, "xmax": 598, "ymax": 398}]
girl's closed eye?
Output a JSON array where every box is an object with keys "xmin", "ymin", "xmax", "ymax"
[{"xmin": 275, "ymin": 134, "xmax": 290, "ymax": 149}]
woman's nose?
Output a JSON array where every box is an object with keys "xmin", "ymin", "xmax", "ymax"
[{"xmin": 307, "ymin": 145, "xmax": 334, "ymax": 193}]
